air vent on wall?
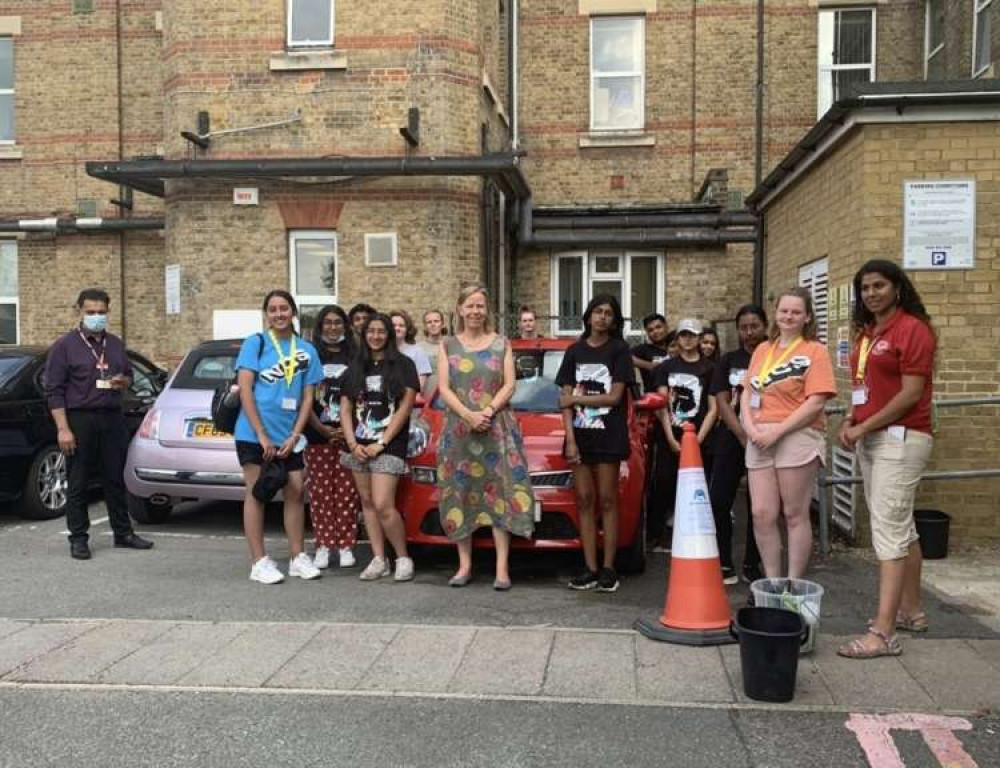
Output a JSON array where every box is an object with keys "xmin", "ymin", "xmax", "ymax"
[
  {"xmin": 76, "ymin": 199, "xmax": 98, "ymax": 218},
  {"xmin": 73, "ymin": 0, "xmax": 94, "ymax": 14},
  {"xmin": 365, "ymin": 233, "xmax": 398, "ymax": 267}
]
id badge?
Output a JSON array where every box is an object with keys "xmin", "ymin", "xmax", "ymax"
[
  {"xmin": 95, "ymin": 379, "xmax": 113, "ymax": 390},
  {"xmin": 281, "ymin": 397, "xmax": 298, "ymax": 411},
  {"xmin": 749, "ymin": 391, "xmax": 761, "ymax": 409},
  {"xmin": 852, "ymin": 385, "xmax": 869, "ymax": 406}
]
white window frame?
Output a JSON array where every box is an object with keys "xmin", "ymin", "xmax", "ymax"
[
  {"xmin": 817, "ymin": 8, "xmax": 876, "ymax": 118},
  {"xmin": 973, "ymin": 0, "xmax": 994, "ymax": 77},
  {"xmin": 924, "ymin": 0, "xmax": 945, "ymax": 79},
  {"xmin": 0, "ymin": 37, "xmax": 13, "ymax": 144},
  {"xmin": 0, "ymin": 240, "xmax": 18, "ymax": 344},
  {"xmin": 364, "ymin": 232, "xmax": 399, "ymax": 267},
  {"xmin": 289, "ymin": 229, "xmax": 338, "ymax": 310},
  {"xmin": 549, "ymin": 250, "xmax": 663, "ymax": 337},
  {"xmin": 589, "ymin": 16, "xmax": 645, "ymax": 132},
  {"xmin": 798, "ymin": 257, "xmax": 829, "ymax": 344},
  {"xmin": 287, "ymin": 0, "xmax": 334, "ymax": 49}
]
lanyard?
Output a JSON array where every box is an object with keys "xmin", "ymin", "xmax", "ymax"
[
  {"xmin": 757, "ymin": 337, "xmax": 801, "ymax": 389},
  {"xmin": 268, "ymin": 331, "xmax": 297, "ymax": 389},
  {"xmin": 78, "ymin": 330, "xmax": 108, "ymax": 377},
  {"xmin": 855, "ymin": 335, "xmax": 875, "ymax": 383}
]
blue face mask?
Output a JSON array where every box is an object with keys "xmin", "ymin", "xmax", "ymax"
[{"xmin": 82, "ymin": 314, "xmax": 108, "ymax": 333}]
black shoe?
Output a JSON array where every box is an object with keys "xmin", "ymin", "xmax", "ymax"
[
  {"xmin": 596, "ymin": 567, "xmax": 620, "ymax": 593},
  {"xmin": 742, "ymin": 563, "xmax": 763, "ymax": 584},
  {"xmin": 568, "ymin": 569, "xmax": 598, "ymax": 591},
  {"xmin": 113, "ymin": 533, "xmax": 154, "ymax": 550},
  {"xmin": 721, "ymin": 566, "xmax": 739, "ymax": 585},
  {"xmin": 70, "ymin": 540, "xmax": 91, "ymax": 560}
]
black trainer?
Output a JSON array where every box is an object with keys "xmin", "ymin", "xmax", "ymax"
[
  {"xmin": 596, "ymin": 567, "xmax": 620, "ymax": 593},
  {"xmin": 742, "ymin": 563, "xmax": 763, "ymax": 584},
  {"xmin": 721, "ymin": 566, "xmax": 739, "ymax": 585},
  {"xmin": 568, "ymin": 569, "xmax": 598, "ymax": 590}
]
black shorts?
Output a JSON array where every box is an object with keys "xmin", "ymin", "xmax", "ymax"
[{"xmin": 235, "ymin": 440, "xmax": 306, "ymax": 472}]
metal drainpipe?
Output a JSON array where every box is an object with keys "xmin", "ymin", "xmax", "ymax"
[
  {"xmin": 116, "ymin": 0, "xmax": 128, "ymax": 342},
  {"xmin": 752, "ymin": 0, "xmax": 765, "ymax": 306},
  {"xmin": 512, "ymin": 0, "xmax": 519, "ymax": 149}
]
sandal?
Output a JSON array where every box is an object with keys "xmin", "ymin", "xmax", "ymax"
[
  {"xmin": 867, "ymin": 610, "xmax": 930, "ymax": 634},
  {"xmin": 837, "ymin": 627, "xmax": 903, "ymax": 659}
]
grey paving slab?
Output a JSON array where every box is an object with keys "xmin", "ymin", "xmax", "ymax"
[
  {"xmin": 98, "ymin": 622, "xmax": 246, "ymax": 685},
  {"xmin": 358, "ymin": 626, "xmax": 477, "ymax": 692},
  {"xmin": 635, "ymin": 638, "xmax": 733, "ymax": 703},
  {"xmin": 967, "ymin": 638, "xmax": 1000, "ymax": 673},
  {"xmin": 176, "ymin": 622, "xmax": 324, "ymax": 687},
  {"xmin": 0, "ymin": 621, "xmax": 99, "ymax": 677},
  {"xmin": 449, "ymin": 627, "xmax": 554, "ymax": 696},
  {"xmin": 0, "ymin": 619, "xmax": 30, "ymax": 642},
  {"xmin": 898, "ymin": 638, "xmax": 1000, "ymax": 712},
  {"xmin": 266, "ymin": 623, "xmax": 399, "ymax": 690},
  {"xmin": 542, "ymin": 631, "xmax": 637, "ymax": 700},
  {"xmin": 8, "ymin": 621, "xmax": 173, "ymax": 683},
  {"xmin": 813, "ymin": 635, "xmax": 936, "ymax": 710},
  {"xmin": 720, "ymin": 642, "xmax": 835, "ymax": 706}
]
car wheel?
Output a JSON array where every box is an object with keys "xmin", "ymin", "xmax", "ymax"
[
  {"xmin": 19, "ymin": 446, "xmax": 68, "ymax": 520},
  {"xmin": 127, "ymin": 492, "xmax": 173, "ymax": 524},
  {"xmin": 615, "ymin": 499, "xmax": 647, "ymax": 574}
]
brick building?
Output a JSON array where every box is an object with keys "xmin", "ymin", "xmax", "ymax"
[{"xmin": 0, "ymin": 4, "xmax": 998, "ymax": 533}]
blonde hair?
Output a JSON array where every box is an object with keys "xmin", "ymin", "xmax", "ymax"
[
  {"xmin": 454, "ymin": 282, "xmax": 493, "ymax": 334},
  {"xmin": 769, "ymin": 286, "xmax": 818, "ymax": 341}
]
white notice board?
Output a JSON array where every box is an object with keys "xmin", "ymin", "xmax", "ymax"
[
  {"xmin": 165, "ymin": 264, "xmax": 181, "ymax": 315},
  {"xmin": 213, "ymin": 310, "xmax": 263, "ymax": 340},
  {"xmin": 903, "ymin": 180, "xmax": 975, "ymax": 270}
]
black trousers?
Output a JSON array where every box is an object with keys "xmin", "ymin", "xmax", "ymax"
[
  {"xmin": 65, "ymin": 409, "xmax": 133, "ymax": 542},
  {"xmin": 708, "ymin": 432, "xmax": 761, "ymax": 571}
]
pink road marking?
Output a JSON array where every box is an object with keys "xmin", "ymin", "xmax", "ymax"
[{"xmin": 845, "ymin": 713, "xmax": 977, "ymax": 768}]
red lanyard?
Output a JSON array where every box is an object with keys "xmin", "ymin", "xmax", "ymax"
[{"xmin": 78, "ymin": 330, "xmax": 108, "ymax": 377}]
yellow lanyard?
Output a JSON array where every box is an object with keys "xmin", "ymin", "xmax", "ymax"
[
  {"xmin": 757, "ymin": 337, "xmax": 802, "ymax": 389},
  {"xmin": 269, "ymin": 331, "xmax": 297, "ymax": 389},
  {"xmin": 855, "ymin": 335, "xmax": 874, "ymax": 383}
]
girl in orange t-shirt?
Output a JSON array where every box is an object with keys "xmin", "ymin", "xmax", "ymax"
[{"xmin": 740, "ymin": 287, "xmax": 836, "ymax": 580}]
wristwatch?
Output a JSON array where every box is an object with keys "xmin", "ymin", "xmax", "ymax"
[{"xmin": 376, "ymin": 436, "xmax": 385, "ymax": 447}]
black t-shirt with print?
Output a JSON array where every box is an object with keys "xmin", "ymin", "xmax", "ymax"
[
  {"xmin": 555, "ymin": 337, "xmax": 634, "ymax": 460},
  {"xmin": 653, "ymin": 355, "xmax": 715, "ymax": 432},
  {"xmin": 344, "ymin": 355, "xmax": 420, "ymax": 459},
  {"xmin": 306, "ymin": 346, "xmax": 351, "ymax": 445},
  {"xmin": 631, "ymin": 342, "xmax": 671, "ymax": 393},
  {"xmin": 709, "ymin": 347, "xmax": 750, "ymax": 446}
]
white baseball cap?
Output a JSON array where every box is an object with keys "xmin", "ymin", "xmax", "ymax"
[{"xmin": 676, "ymin": 318, "xmax": 703, "ymax": 335}]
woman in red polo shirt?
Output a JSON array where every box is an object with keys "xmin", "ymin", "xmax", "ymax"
[{"xmin": 837, "ymin": 260, "xmax": 936, "ymax": 659}]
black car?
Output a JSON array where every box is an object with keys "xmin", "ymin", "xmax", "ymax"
[{"xmin": 0, "ymin": 346, "xmax": 167, "ymax": 519}]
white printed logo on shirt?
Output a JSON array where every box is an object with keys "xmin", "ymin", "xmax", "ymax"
[
  {"xmin": 668, "ymin": 372, "xmax": 703, "ymax": 426},
  {"xmin": 573, "ymin": 363, "xmax": 612, "ymax": 429}
]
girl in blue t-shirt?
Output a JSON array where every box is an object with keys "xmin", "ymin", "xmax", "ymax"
[{"xmin": 235, "ymin": 290, "xmax": 323, "ymax": 585}]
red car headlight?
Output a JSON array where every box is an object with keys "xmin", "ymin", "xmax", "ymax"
[{"xmin": 138, "ymin": 408, "xmax": 161, "ymax": 440}]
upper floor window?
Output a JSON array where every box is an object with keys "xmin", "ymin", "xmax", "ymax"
[
  {"xmin": 924, "ymin": 0, "xmax": 945, "ymax": 79},
  {"xmin": 817, "ymin": 8, "xmax": 875, "ymax": 118},
  {"xmin": 287, "ymin": 0, "xmax": 334, "ymax": 48},
  {"xmin": 590, "ymin": 16, "xmax": 644, "ymax": 132},
  {"xmin": 973, "ymin": 0, "xmax": 993, "ymax": 76},
  {"xmin": 0, "ymin": 241, "xmax": 18, "ymax": 344},
  {"xmin": 289, "ymin": 230, "xmax": 337, "ymax": 336},
  {"xmin": 0, "ymin": 38, "xmax": 13, "ymax": 143}
]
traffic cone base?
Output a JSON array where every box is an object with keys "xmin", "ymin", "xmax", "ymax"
[{"xmin": 660, "ymin": 557, "xmax": 732, "ymax": 631}]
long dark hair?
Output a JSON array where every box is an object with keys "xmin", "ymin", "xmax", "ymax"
[
  {"xmin": 261, "ymin": 289, "xmax": 300, "ymax": 335},
  {"xmin": 851, "ymin": 259, "xmax": 931, "ymax": 333},
  {"xmin": 311, "ymin": 304, "xmax": 355, "ymax": 363},
  {"xmin": 580, "ymin": 294, "xmax": 625, "ymax": 341},
  {"xmin": 345, "ymin": 313, "xmax": 410, "ymax": 401}
]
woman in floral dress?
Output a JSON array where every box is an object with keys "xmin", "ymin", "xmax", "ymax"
[{"xmin": 436, "ymin": 283, "xmax": 535, "ymax": 590}]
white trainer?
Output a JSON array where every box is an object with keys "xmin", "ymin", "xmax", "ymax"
[
  {"xmin": 394, "ymin": 556, "xmax": 415, "ymax": 582},
  {"xmin": 249, "ymin": 556, "xmax": 284, "ymax": 585},
  {"xmin": 359, "ymin": 556, "xmax": 391, "ymax": 581},
  {"xmin": 289, "ymin": 553, "xmax": 321, "ymax": 580},
  {"xmin": 339, "ymin": 547, "xmax": 356, "ymax": 568},
  {"xmin": 313, "ymin": 546, "xmax": 331, "ymax": 570}
]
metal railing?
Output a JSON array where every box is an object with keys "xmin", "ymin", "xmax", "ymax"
[{"xmin": 816, "ymin": 395, "xmax": 1000, "ymax": 554}]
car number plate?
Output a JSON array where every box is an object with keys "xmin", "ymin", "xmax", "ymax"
[
  {"xmin": 185, "ymin": 419, "xmax": 230, "ymax": 439},
  {"xmin": 534, "ymin": 501, "xmax": 542, "ymax": 523}
]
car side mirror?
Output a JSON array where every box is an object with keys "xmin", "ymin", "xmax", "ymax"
[{"xmin": 635, "ymin": 392, "xmax": 667, "ymax": 411}]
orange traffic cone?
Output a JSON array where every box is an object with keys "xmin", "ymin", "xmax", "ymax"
[{"xmin": 636, "ymin": 422, "xmax": 735, "ymax": 645}]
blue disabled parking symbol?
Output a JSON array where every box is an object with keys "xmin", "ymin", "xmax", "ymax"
[{"xmin": 931, "ymin": 250, "xmax": 947, "ymax": 266}]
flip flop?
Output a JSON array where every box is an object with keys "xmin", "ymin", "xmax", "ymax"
[{"xmin": 838, "ymin": 627, "xmax": 903, "ymax": 659}]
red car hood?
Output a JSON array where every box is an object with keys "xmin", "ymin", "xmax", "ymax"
[{"xmin": 512, "ymin": 412, "xmax": 567, "ymax": 472}]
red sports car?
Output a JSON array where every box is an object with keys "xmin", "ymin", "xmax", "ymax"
[{"xmin": 399, "ymin": 338, "xmax": 665, "ymax": 573}]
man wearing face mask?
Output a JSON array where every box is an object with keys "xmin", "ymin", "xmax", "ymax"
[{"xmin": 44, "ymin": 288, "xmax": 154, "ymax": 560}]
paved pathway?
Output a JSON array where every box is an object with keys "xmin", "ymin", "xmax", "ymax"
[{"xmin": 2, "ymin": 617, "xmax": 998, "ymax": 715}]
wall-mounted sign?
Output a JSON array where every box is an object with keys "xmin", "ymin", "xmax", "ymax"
[
  {"xmin": 165, "ymin": 264, "xmax": 181, "ymax": 315},
  {"xmin": 903, "ymin": 180, "xmax": 975, "ymax": 270},
  {"xmin": 234, "ymin": 187, "xmax": 259, "ymax": 206}
]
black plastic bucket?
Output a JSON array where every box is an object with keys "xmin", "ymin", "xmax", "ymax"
[
  {"xmin": 732, "ymin": 607, "xmax": 806, "ymax": 703},
  {"xmin": 914, "ymin": 509, "xmax": 950, "ymax": 560}
]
